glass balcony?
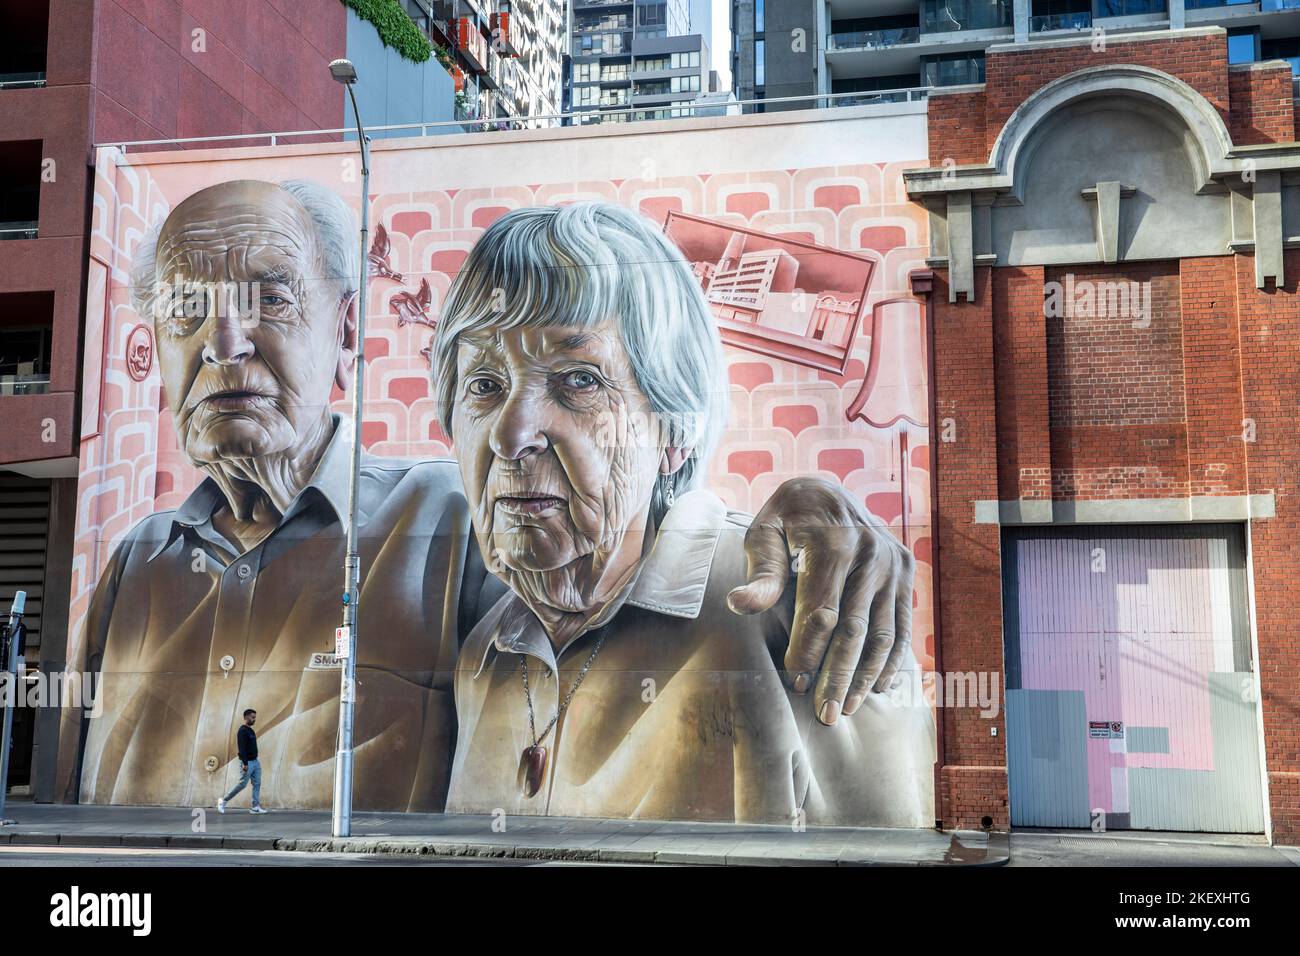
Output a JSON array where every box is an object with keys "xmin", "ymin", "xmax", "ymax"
[
  {"xmin": 1095, "ymin": 0, "xmax": 1167, "ymax": 15},
  {"xmin": 834, "ymin": 88, "xmax": 931, "ymax": 107},
  {"xmin": 828, "ymin": 28, "xmax": 921, "ymax": 51},
  {"xmin": 0, "ymin": 372, "xmax": 49, "ymax": 395},
  {"xmin": 0, "ymin": 71, "xmax": 45, "ymax": 89},
  {"xmin": 1030, "ymin": 11, "xmax": 1093, "ymax": 31},
  {"xmin": 0, "ymin": 221, "xmax": 37, "ymax": 240},
  {"xmin": 922, "ymin": 0, "xmax": 1013, "ymax": 34}
]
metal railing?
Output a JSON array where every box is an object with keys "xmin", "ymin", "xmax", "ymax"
[
  {"xmin": 828, "ymin": 28, "xmax": 921, "ymax": 51},
  {"xmin": 0, "ymin": 374, "xmax": 50, "ymax": 395},
  {"xmin": 0, "ymin": 72, "xmax": 46, "ymax": 90},
  {"xmin": 836, "ymin": 89, "xmax": 930, "ymax": 107},
  {"xmin": 1030, "ymin": 11, "xmax": 1093, "ymax": 31},
  {"xmin": 97, "ymin": 89, "xmax": 934, "ymax": 152},
  {"xmin": 0, "ymin": 222, "xmax": 37, "ymax": 240}
]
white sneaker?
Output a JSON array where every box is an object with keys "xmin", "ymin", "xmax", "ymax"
[
  {"xmin": 217, "ymin": 799, "xmax": 226, "ymax": 814},
  {"xmin": 250, "ymin": 806, "xmax": 268, "ymax": 814}
]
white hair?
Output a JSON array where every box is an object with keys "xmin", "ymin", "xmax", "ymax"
[
  {"xmin": 432, "ymin": 201, "xmax": 728, "ymax": 521},
  {"xmin": 130, "ymin": 179, "xmax": 359, "ymax": 319}
]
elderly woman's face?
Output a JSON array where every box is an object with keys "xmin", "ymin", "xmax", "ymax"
[{"xmin": 451, "ymin": 323, "xmax": 666, "ymax": 576}]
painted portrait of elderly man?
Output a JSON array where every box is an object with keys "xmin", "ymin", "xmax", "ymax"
[
  {"xmin": 58, "ymin": 180, "xmax": 924, "ymax": 815},
  {"xmin": 438, "ymin": 203, "xmax": 934, "ymax": 826}
]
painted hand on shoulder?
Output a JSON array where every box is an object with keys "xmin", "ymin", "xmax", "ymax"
[{"xmin": 726, "ymin": 477, "xmax": 916, "ymax": 727}]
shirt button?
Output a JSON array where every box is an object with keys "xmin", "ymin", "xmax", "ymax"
[{"xmin": 237, "ymin": 563, "xmax": 252, "ymax": 580}]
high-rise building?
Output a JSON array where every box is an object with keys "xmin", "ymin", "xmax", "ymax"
[
  {"xmin": 565, "ymin": 0, "xmax": 722, "ymax": 123},
  {"xmin": 371, "ymin": 1, "xmax": 567, "ymax": 130},
  {"xmin": 732, "ymin": 1, "xmax": 1300, "ymax": 108}
]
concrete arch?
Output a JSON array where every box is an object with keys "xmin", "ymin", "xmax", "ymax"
[{"xmin": 990, "ymin": 65, "xmax": 1235, "ymax": 198}]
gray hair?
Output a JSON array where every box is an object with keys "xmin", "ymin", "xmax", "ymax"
[
  {"xmin": 130, "ymin": 179, "xmax": 359, "ymax": 319},
  {"xmin": 432, "ymin": 201, "xmax": 728, "ymax": 521}
]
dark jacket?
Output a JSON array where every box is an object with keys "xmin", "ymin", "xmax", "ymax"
[{"xmin": 236, "ymin": 724, "xmax": 258, "ymax": 764}]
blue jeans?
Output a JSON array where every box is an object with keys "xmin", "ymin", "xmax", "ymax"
[{"xmin": 222, "ymin": 759, "xmax": 262, "ymax": 807}]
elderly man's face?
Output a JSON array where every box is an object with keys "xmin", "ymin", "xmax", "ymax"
[
  {"xmin": 451, "ymin": 324, "xmax": 667, "ymax": 577},
  {"xmin": 151, "ymin": 182, "xmax": 351, "ymax": 467}
]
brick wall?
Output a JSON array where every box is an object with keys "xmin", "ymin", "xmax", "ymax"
[
  {"xmin": 930, "ymin": 30, "xmax": 1297, "ymax": 164},
  {"xmin": 1232, "ymin": 250, "xmax": 1300, "ymax": 844},
  {"xmin": 1227, "ymin": 64, "xmax": 1296, "ymax": 146},
  {"xmin": 1180, "ymin": 256, "xmax": 1249, "ymax": 497},
  {"xmin": 932, "ymin": 267, "xmax": 1008, "ymax": 830},
  {"xmin": 923, "ymin": 29, "xmax": 1300, "ymax": 843},
  {"xmin": 928, "ymin": 88, "xmax": 989, "ymax": 167},
  {"xmin": 984, "ymin": 32, "xmax": 1230, "ymax": 151},
  {"xmin": 993, "ymin": 266, "xmax": 1050, "ymax": 502}
]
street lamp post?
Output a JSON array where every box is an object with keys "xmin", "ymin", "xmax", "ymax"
[{"xmin": 328, "ymin": 58, "xmax": 369, "ymax": 839}]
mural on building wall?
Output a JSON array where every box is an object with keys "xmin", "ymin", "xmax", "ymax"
[{"xmin": 60, "ymin": 123, "xmax": 936, "ymax": 827}]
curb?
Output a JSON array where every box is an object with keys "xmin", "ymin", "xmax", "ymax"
[
  {"xmin": 0, "ymin": 831, "xmax": 278, "ymax": 851},
  {"xmin": 0, "ymin": 826, "xmax": 1010, "ymax": 866},
  {"xmin": 271, "ymin": 835, "xmax": 1011, "ymax": 866}
]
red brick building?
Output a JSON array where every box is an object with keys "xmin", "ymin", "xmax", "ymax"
[
  {"xmin": 0, "ymin": 0, "xmax": 346, "ymax": 798},
  {"xmin": 908, "ymin": 27, "xmax": 1300, "ymax": 843}
]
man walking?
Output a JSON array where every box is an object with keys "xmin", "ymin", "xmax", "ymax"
[{"xmin": 218, "ymin": 710, "xmax": 267, "ymax": 814}]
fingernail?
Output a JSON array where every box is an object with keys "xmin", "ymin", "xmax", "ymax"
[
  {"xmin": 793, "ymin": 672, "xmax": 811, "ymax": 694},
  {"xmin": 843, "ymin": 693, "xmax": 863, "ymax": 716},
  {"xmin": 819, "ymin": 699, "xmax": 841, "ymax": 725}
]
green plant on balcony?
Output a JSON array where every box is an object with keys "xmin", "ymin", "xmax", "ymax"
[{"xmin": 342, "ymin": 0, "xmax": 432, "ymax": 63}]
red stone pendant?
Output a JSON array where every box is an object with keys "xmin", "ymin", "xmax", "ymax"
[{"xmin": 518, "ymin": 745, "xmax": 548, "ymax": 798}]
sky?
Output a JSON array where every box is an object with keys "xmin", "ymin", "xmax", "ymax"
[{"xmin": 691, "ymin": 0, "xmax": 733, "ymax": 90}]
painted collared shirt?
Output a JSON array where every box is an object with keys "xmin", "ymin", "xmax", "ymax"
[
  {"xmin": 446, "ymin": 490, "xmax": 935, "ymax": 827},
  {"xmin": 61, "ymin": 417, "xmax": 503, "ymax": 811}
]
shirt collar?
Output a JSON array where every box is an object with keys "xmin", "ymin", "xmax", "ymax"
[
  {"xmin": 146, "ymin": 414, "xmax": 355, "ymax": 562},
  {"xmin": 470, "ymin": 489, "xmax": 729, "ymax": 678}
]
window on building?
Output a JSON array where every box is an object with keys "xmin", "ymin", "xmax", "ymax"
[
  {"xmin": 755, "ymin": 0, "xmax": 764, "ymax": 33},
  {"xmin": 0, "ymin": 0, "xmax": 48, "ymax": 86},
  {"xmin": 1227, "ymin": 26, "xmax": 1260, "ymax": 64},
  {"xmin": 0, "ymin": 139, "xmax": 41, "ymax": 239},
  {"xmin": 0, "ymin": 292, "xmax": 53, "ymax": 395},
  {"xmin": 755, "ymin": 38, "xmax": 765, "ymax": 88},
  {"xmin": 921, "ymin": 50, "xmax": 986, "ymax": 86},
  {"xmin": 1095, "ymin": 0, "xmax": 1167, "ymax": 14},
  {"xmin": 1029, "ymin": 0, "xmax": 1091, "ymax": 31},
  {"xmin": 923, "ymin": 0, "xmax": 1013, "ymax": 34},
  {"xmin": 1262, "ymin": 35, "xmax": 1300, "ymax": 74}
]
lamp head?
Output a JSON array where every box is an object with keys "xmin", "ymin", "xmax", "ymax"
[{"xmin": 329, "ymin": 59, "xmax": 358, "ymax": 85}]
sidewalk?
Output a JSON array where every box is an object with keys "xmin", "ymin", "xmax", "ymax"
[{"xmin": 0, "ymin": 798, "xmax": 1005, "ymax": 866}]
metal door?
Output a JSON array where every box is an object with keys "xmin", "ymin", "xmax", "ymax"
[{"xmin": 1003, "ymin": 524, "xmax": 1264, "ymax": 832}]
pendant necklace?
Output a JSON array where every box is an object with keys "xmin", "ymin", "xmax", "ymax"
[{"xmin": 517, "ymin": 625, "xmax": 608, "ymax": 798}]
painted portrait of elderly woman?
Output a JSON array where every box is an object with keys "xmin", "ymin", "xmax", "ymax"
[{"xmin": 436, "ymin": 202, "xmax": 935, "ymax": 826}]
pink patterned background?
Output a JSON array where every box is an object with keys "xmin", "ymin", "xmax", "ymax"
[{"xmin": 72, "ymin": 137, "xmax": 934, "ymax": 675}]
